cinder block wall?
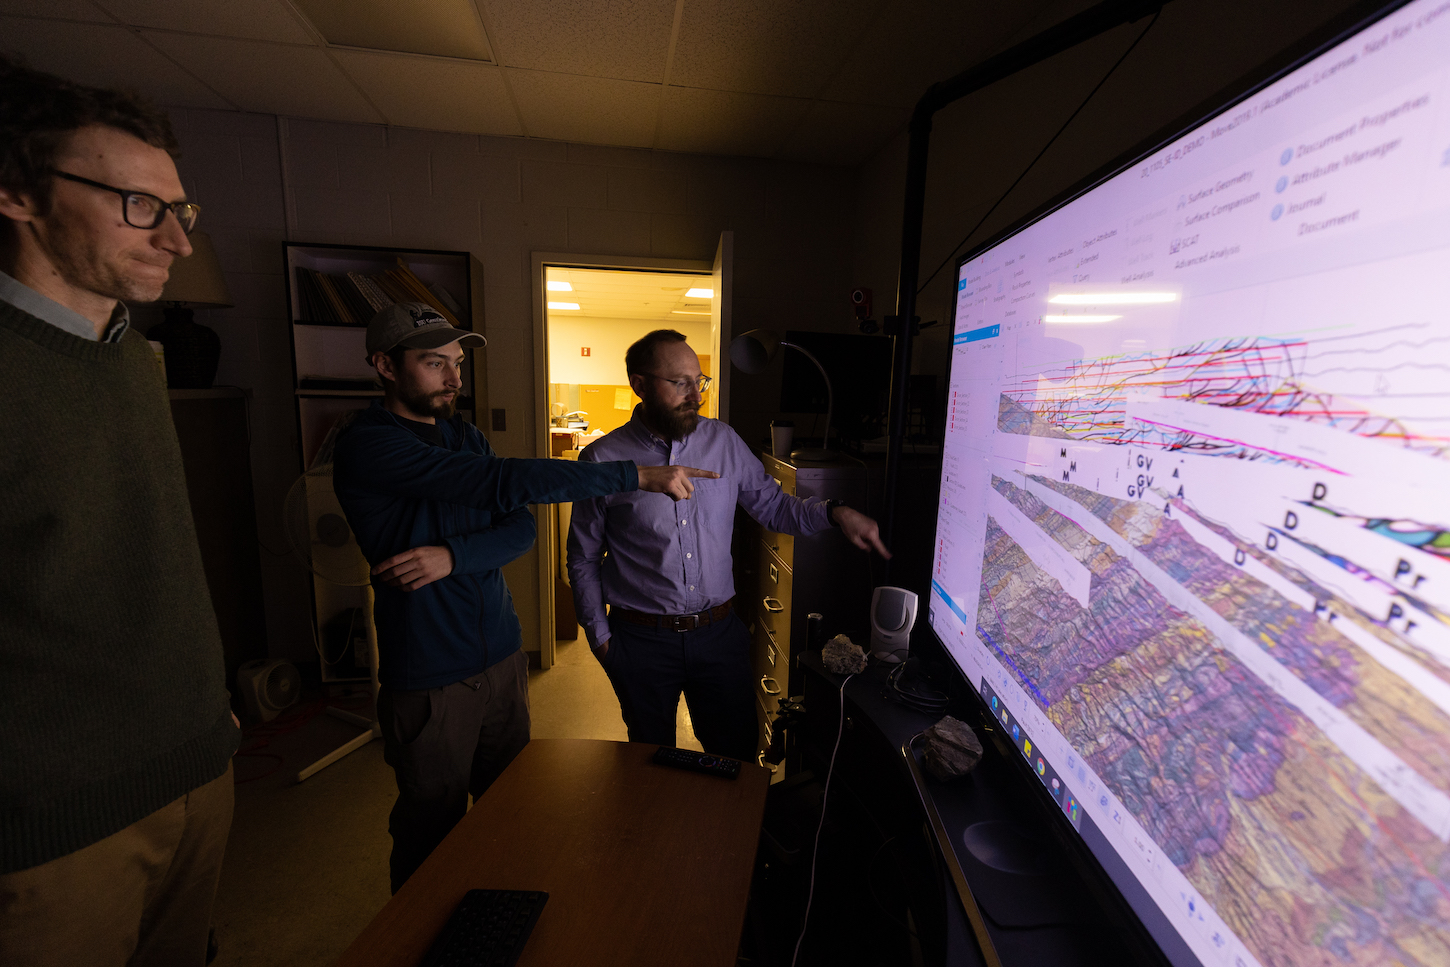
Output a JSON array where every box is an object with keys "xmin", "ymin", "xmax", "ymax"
[{"xmin": 149, "ymin": 107, "xmax": 858, "ymax": 664}]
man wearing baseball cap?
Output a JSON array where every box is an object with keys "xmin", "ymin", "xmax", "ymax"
[{"xmin": 334, "ymin": 303, "xmax": 716, "ymax": 891}]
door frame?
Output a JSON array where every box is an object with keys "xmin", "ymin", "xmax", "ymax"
[{"xmin": 529, "ymin": 251, "xmax": 715, "ymax": 667}]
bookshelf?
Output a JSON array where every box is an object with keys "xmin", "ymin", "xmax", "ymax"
[{"xmin": 283, "ymin": 242, "xmax": 484, "ymax": 682}]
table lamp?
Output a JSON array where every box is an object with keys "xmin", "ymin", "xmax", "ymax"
[
  {"xmin": 729, "ymin": 328, "xmax": 835, "ymax": 461},
  {"xmin": 147, "ymin": 231, "xmax": 233, "ymax": 388}
]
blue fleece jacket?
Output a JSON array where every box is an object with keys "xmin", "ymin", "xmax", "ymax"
[{"xmin": 333, "ymin": 402, "xmax": 638, "ymax": 690}]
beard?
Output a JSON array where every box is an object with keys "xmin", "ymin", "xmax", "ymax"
[
  {"xmin": 643, "ymin": 393, "xmax": 700, "ymax": 440},
  {"xmin": 396, "ymin": 377, "xmax": 456, "ymax": 420}
]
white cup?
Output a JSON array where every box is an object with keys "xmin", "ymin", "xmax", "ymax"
[{"xmin": 770, "ymin": 420, "xmax": 794, "ymax": 458}]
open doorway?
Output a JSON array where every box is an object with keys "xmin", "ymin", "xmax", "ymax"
[
  {"xmin": 532, "ymin": 262, "xmax": 722, "ymax": 749},
  {"xmin": 541, "ymin": 264, "xmax": 716, "ymax": 633}
]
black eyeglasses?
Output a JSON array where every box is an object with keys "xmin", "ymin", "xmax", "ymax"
[
  {"xmin": 644, "ymin": 373, "xmax": 712, "ymax": 394},
  {"xmin": 50, "ymin": 169, "xmax": 201, "ymax": 234}
]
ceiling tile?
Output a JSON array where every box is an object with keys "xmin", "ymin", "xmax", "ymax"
[
  {"xmin": 817, "ymin": 1, "xmax": 1053, "ymax": 107},
  {"xmin": 776, "ymin": 99, "xmax": 909, "ymax": 166},
  {"xmin": 480, "ymin": 0, "xmax": 674, "ymax": 83},
  {"xmin": 656, "ymin": 87, "xmax": 808, "ymax": 158},
  {"xmin": 143, "ymin": 32, "xmax": 382, "ymax": 122},
  {"xmin": 330, "ymin": 50, "xmax": 521, "ymax": 137},
  {"xmin": 93, "ymin": 0, "xmax": 315, "ymax": 44},
  {"xmin": 507, "ymin": 70, "xmax": 658, "ymax": 148},
  {"xmin": 1, "ymin": 2, "xmax": 114, "ymax": 21},
  {"xmin": 0, "ymin": 18, "xmax": 232, "ymax": 109},
  {"xmin": 669, "ymin": 0, "xmax": 880, "ymax": 99},
  {"xmin": 290, "ymin": 0, "xmax": 492, "ymax": 61}
]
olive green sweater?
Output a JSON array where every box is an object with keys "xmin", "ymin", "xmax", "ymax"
[{"xmin": 0, "ymin": 300, "xmax": 238, "ymax": 874}]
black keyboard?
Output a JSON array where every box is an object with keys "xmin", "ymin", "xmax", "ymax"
[{"xmin": 420, "ymin": 889, "xmax": 549, "ymax": 967}]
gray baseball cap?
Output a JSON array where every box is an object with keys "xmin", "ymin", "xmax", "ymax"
[{"xmin": 365, "ymin": 302, "xmax": 485, "ymax": 358}]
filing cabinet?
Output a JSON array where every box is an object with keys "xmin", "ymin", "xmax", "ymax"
[{"xmin": 733, "ymin": 452, "xmax": 873, "ymax": 766}]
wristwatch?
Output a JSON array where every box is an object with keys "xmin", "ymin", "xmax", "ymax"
[{"xmin": 824, "ymin": 499, "xmax": 845, "ymax": 527}]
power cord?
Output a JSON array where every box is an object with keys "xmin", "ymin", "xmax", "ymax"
[
  {"xmin": 791, "ymin": 672, "xmax": 854, "ymax": 967},
  {"xmin": 884, "ymin": 658, "xmax": 949, "ymax": 715},
  {"xmin": 916, "ymin": 9, "xmax": 1162, "ymax": 296}
]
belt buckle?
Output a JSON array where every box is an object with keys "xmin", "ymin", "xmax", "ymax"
[{"xmin": 671, "ymin": 614, "xmax": 698, "ymax": 632}]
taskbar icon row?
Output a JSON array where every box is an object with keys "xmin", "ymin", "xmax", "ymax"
[{"xmin": 980, "ymin": 678, "xmax": 1083, "ymax": 829}]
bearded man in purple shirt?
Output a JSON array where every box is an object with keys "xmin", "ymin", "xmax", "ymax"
[{"xmin": 567, "ymin": 329, "xmax": 888, "ymax": 760}]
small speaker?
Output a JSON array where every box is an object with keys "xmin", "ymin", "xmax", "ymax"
[
  {"xmin": 236, "ymin": 659, "xmax": 302, "ymax": 723},
  {"xmin": 870, "ymin": 586, "xmax": 918, "ymax": 663}
]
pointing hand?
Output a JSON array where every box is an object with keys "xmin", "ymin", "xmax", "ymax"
[{"xmin": 636, "ymin": 464, "xmax": 720, "ymax": 501}]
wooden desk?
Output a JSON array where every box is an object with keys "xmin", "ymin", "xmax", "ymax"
[{"xmin": 334, "ymin": 739, "xmax": 770, "ymax": 967}]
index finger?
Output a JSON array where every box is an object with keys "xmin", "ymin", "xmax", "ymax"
[
  {"xmin": 868, "ymin": 533, "xmax": 892, "ymax": 559},
  {"xmin": 683, "ymin": 467, "xmax": 720, "ymax": 478}
]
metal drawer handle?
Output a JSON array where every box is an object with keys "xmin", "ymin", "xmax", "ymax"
[
  {"xmin": 763, "ymin": 596, "xmax": 784, "ymax": 613},
  {"xmin": 761, "ymin": 676, "xmax": 782, "ymax": 695}
]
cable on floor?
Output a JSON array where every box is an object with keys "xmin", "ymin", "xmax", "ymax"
[{"xmin": 791, "ymin": 671, "xmax": 853, "ymax": 967}]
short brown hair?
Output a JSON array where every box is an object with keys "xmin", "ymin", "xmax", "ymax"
[
  {"xmin": 625, "ymin": 329, "xmax": 689, "ymax": 376},
  {"xmin": 0, "ymin": 55, "xmax": 180, "ymax": 215}
]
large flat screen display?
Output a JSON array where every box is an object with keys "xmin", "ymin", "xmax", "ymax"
[{"xmin": 930, "ymin": 2, "xmax": 1450, "ymax": 965}]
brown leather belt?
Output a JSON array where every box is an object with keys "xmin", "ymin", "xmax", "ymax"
[{"xmin": 610, "ymin": 598, "xmax": 734, "ymax": 633}]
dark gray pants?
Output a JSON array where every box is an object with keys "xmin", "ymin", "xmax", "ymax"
[
  {"xmin": 601, "ymin": 611, "xmax": 757, "ymax": 762},
  {"xmin": 377, "ymin": 649, "xmax": 530, "ymax": 892}
]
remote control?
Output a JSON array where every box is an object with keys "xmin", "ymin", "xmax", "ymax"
[{"xmin": 652, "ymin": 746, "xmax": 742, "ymax": 779}]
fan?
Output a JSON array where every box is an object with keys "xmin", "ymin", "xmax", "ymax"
[
  {"xmin": 236, "ymin": 659, "xmax": 302, "ymax": 722},
  {"xmin": 282, "ymin": 414, "xmax": 381, "ymax": 783}
]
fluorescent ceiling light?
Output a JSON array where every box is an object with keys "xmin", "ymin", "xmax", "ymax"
[
  {"xmin": 685, "ymin": 287, "xmax": 714, "ymax": 299},
  {"xmin": 1048, "ymin": 292, "xmax": 1177, "ymax": 305},
  {"xmin": 1044, "ymin": 314, "xmax": 1122, "ymax": 323},
  {"xmin": 547, "ymin": 302, "xmax": 580, "ymax": 310},
  {"xmin": 671, "ymin": 310, "xmax": 712, "ymax": 316},
  {"xmin": 546, "ymin": 281, "xmax": 573, "ymax": 291}
]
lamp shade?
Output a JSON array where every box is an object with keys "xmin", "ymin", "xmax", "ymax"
[
  {"xmin": 729, "ymin": 328, "xmax": 779, "ymax": 374},
  {"xmin": 158, "ymin": 231, "xmax": 233, "ymax": 307}
]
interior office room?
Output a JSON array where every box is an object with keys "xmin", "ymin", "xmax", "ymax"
[{"xmin": 4, "ymin": 0, "xmax": 1447, "ymax": 965}]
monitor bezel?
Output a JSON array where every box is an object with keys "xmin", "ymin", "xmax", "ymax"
[{"xmin": 925, "ymin": 0, "xmax": 1420, "ymax": 963}]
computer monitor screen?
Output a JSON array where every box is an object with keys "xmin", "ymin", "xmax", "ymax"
[{"xmin": 928, "ymin": 2, "xmax": 1450, "ymax": 965}]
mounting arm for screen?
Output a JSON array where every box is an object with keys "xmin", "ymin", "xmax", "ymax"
[{"xmin": 881, "ymin": 0, "xmax": 1166, "ymax": 568}]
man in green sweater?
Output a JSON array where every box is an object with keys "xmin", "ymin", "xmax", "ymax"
[{"xmin": 0, "ymin": 59, "xmax": 239, "ymax": 966}]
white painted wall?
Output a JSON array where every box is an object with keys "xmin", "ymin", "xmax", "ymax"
[{"xmin": 547, "ymin": 317, "xmax": 710, "ymax": 385}]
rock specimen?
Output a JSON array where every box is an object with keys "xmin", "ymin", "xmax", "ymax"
[
  {"xmin": 821, "ymin": 634, "xmax": 867, "ymax": 675},
  {"xmin": 921, "ymin": 715, "xmax": 984, "ymax": 781}
]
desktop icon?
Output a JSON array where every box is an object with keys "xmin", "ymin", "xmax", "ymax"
[
  {"xmin": 1012, "ymin": 724, "xmax": 1020, "ymax": 741},
  {"xmin": 1023, "ymin": 739, "xmax": 1031, "ymax": 756},
  {"xmin": 1275, "ymin": 175, "xmax": 1288, "ymax": 193},
  {"xmin": 1036, "ymin": 758, "xmax": 1046, "ymax": 776},
  {"xmin": 990, "ymin": 696, "xmax": 998, "ymax": 712},
  {"xmin": 1271, "ymin": 204, "xmax": 1284, "ymax": 221},
  {"xmin": 1280, "ymin": 148, "xmax": 1293, "ymax": 165}
]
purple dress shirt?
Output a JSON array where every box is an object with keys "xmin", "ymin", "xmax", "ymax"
[{"xmin": 567, "ymin": 406, "xmax": 831, "ymax": 648}]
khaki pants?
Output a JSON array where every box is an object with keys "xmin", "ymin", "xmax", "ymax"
[{"xmin": 0, "ymin": 762, "xmax": 234, "ymax": 967}]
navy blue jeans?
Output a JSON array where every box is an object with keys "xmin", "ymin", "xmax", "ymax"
[{"xmin": 601, "ymin": 610, "xmax": 757, "ymax": 762}]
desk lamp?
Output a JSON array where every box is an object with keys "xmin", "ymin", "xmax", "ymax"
[
  {"xmin": 147, "ymin": 231, "xmax": 234, "ymax": 388},
  {"xmin": 729, "ymin": 329, "xmax": 835, "ymax": 461}
]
